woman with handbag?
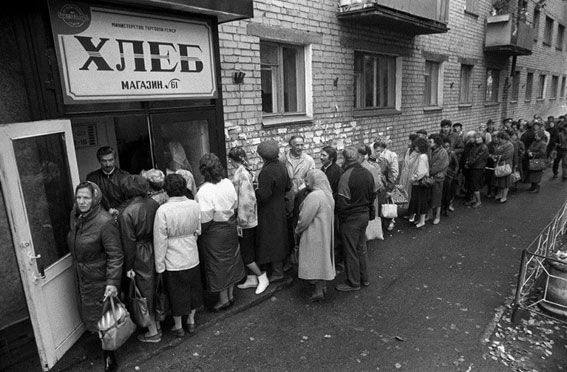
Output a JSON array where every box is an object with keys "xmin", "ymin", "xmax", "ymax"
[
  {"xmin": 464, "ymin": 132, "xmax": 489, "ymax": 209},
  {"xmin": 67, "ymin": 181, "xmax": 124, "ymax": 372},
  {"xmin": 117, "ymin": 175, "xmax": 161, "ymax": 342},
  {"xmin": 407, "ymin": 137, "xmax": 430, "ymax": 228},
  {"xmin": 154, "ymin": 173, "xmax": 204, "ymax": 337},
  {"xmin": 374, "ymin": 136, "xmax": 399, "ymax": 231},
  {"xmin": 491, "ymin": 131, "xmax": 514, "ymax": 203},
  {"xmin": 527, "ymin": 129, "xmax": 548, "ymax": 193},
  {"xmin": 295, "ymin": 169, "xmax": 336, "ymax": 301}
]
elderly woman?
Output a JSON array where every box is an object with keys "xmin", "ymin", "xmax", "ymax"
[
  {"xmin": 196, "ymin": 153, "xmax": 246, "ymax": 312},
  {"xmin": 464, "ymin": 132, "xmax": 489, "ymax": 208},
  {"xmin": 407, "ymin": 137, "xmax": 430, "ymax": 228},
  {"xmin": 118, "ymin": 175, "xmax": 160, "ymax": 343},
  {"xmin": 228, "ymin": 146, "xmax": 269, "ymax": 295},
  {"xmin": 374, "ymin": 136, "xmax": 399, "ymax": 231},
  {"xmin": 527, "ymin": 129, "xmax": 548, "ymax": 193},
  {"xmin": 491, "ymin": 131, "xmax": 514, "ymax": 203},
  {"xmin": 255, "ymin": 140, "xmax": 292, "ymax": 282},
  {"xmin": 295, "ymin": 169, "xmax": 336, "ymax": 301},
  {"xmin": 399, "ymin": 133, "xmax": 419, "ymax": 215},
  {"xmin": 428, "ymin": 134, "xmax": 449, "ymax": 225},
  {"xmin": 141, "ymin": 169, "xmax": 168, "ymax": 205},
  {"xmin": 67, "ymin": 181, "xmax": 123, "ymax": 372},
  {"xmin": 154, "ymin": 173, "xmax": 203, "ymax": 337}
]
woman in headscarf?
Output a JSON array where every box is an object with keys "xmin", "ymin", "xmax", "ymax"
[
  {"xmin": 255, "ymin": 140, "xmax": 292, "ymax": 282},
  {"xmin": 491, "ymin": 131, "xmax": 514, "ymax": 203},
  {"xmin": 527, "ymin": 129, "xmax": 548, "ymax": 193},
  {"xmin": 464, "ymin": 132, "xmax": 489, "ymax": 208},
  {"xmin": 196, "ymin": 153, "xmax": 246, "ymax": 312},
  {"xmin": 67, "ymin": 181, "xmax": 123, "ymax": 372},
  {"xmin": 228, "ymin": 146, "xmax": 269, "ymax": 295},
  {"xmin": 295, "ymin": 169, "xmax": 336, "ymax": 301},
  {"xmin": 118, "ymin": 175, "xmax": 160, "ymax": 342}
]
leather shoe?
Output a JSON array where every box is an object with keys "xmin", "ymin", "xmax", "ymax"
[
  {"xmin": 211, "ymin": 301, "xmax": 232, "ymax": 313},
  {"xmin": 335, "ymin": 283, "xmax": 360, "ymax": 292},
  {"xmin": 171, "ymin": 327, "xmax": 185, "ymax": 337},
  {"xmin": 186, "ymin": 322, "xmax": 196, "ymax": 334}
]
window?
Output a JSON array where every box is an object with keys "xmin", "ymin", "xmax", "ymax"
[
  {"xmin": 465, "ymin": 0, "xmax": 479, "ymax": 14},
  {"xmin": 557, "ymin": 24, "xmax": 565, "ymax": 50},
  {"xmin": 561, "ymin": 77, "xmax": 566, "ymax": 99},
  {"xmin": 533, "ymin": 9, "xmax": 540, "ymax": 40},
  {"xmin": 459, "ymin": 64, "xmax": 473, "ymax": 104},
  {"xmin": 260, "ymin": 41, "xmax": 306, "ymax": 116},
  {"xmin": 424, "ymin": 60, "xmax": 441, "ymax": 106},
  {"xmin": 511, "ymin": 71, "xmax": 521, "ymax": 102},
  {"xmin": 537, "ymin": 74, "xmax": 547, "ymax": 99},
  {"xmin": 525, "ymin": 72, "xmax": 533, "ymax": 101},
  {"xmin": 485, "ymin": 68, "xmax": 500, "ymax": 102},
  {"xmin": 544, "ymin": 16, "xmax": 553, "ymax": 45},
  {"xmin": 551, "ymin": 76, "xmax": 559, "ymax": 99},
  {"xmin": 354, "ymin": 51, "xmax": 397, "ymax": 109}
]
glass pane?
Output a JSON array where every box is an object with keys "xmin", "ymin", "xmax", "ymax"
[
  {"xmin": 260, "ymin": 42, "xmax": 278, "ymax": 65},
  {"xmin": 114, "ymin": 116, "xmax": 152, "ymax": 175},
  {"xmin": 261, "ymin": 66, "xmax": 274, "ymax": 113},
  {"xmin": 364, "ymin": 56, "xmax": 374, "ymax": 107},
  {"xmin": 486, "ymin": 70, "xmax": 494, "ymax": 101},
  {"xmin": 13, "ymin": 134, "xmax": 74, "ymax": 270},
  {"xmin": 150, "ymin": 114, "xmax": 210, "ymax": 186},
  {"xmin": 526, "ymin": 73, "xmax": 533, "ymax": 100},
  {"xmin": 282, "ymin": 47, "xmax": 298, "ymax": 112}
]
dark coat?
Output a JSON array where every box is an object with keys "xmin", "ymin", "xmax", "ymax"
[
  {"xmin": 255, "ymin": 159, "xmax": 292, "ymax": 264},
  {"xmin": 322, "ymin": 162, "xmax": 344, "ymax": 199},
  {"xmin": 118, "ymin": 177, "xmax": 159, "ymax": 315},
  {"xmin": 67, "ymin": 182, "xmax": 123, "ymax": 333},
  {"xmin": 86, "ymin": 167, "xmax": 130, "ymax": 211}
]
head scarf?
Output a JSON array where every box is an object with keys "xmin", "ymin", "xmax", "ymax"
[
  {"xmin": 73, "ymin": 181, "xmax": 102, "ymax": 218},
  {"xmin": 306, "ymin": 169, "xmax": 333, "ymax": 196},
  {"xmin": 257, "ymin": 140, "xmax": 280, "ymax": 161}
]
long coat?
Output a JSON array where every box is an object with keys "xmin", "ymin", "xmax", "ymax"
[
  {"xmin": 296, "ymin": 188, "xmax": 335, "ymax": 281},
  {"xmin": 67, "ymin": 182, "xmax": 123, "ymax": 333},
  {"xmin": 118, "ymin": 179, "xmax": 159, "ymax": 315},
  {"xmin": 528, "ymin": 139, "xmax": 547, "ymax": 183},
  {"xmin": 255, "ymin": 159, "xmax": 292, "ymax": 264}
]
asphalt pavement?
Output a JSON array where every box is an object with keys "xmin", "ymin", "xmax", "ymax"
[{"xmin": 13, "ymin": 168, "xmax": 567, "ymax": 372}]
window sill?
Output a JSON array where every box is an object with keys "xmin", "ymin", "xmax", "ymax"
[
  {"xmin": 509, "ymin": 100, "xmax": 518, "ymax": 104},
  {"xmin": 353, "ymin": 108, "xmax": 401, "ymax": 117},
  {"xmin": 525, "ymin": 99, "xmax": 532, "ymax": 103},
  {"xmin": 484, "ymin": 102, "xmax": 500, "ymax": 107},
  {"xmin": 536, "ymin": 98, "xmax": 545, "ymax": 102},
  {"xmin": 556, "ymin": 47, "xmax": 564, "ymax": 52},
  {"xmin": 423, "ymin": 106, "xmax": 443, "ymax": 112},
  {"xmin": 549, "ymin": 97, "xmax": 557, "ymax": 101},
  {"xmin": 543, "ymin": 41, "xmax": 552, "ymax": 47},
  {"xmin": 262, "ymin": 115, "xmax": 313, "ymax": 127},
  {"xmin": 464, "ymin": 10, "xmax": 479, "ymax": 18},
  {"xmin": 458, "ymin": 103, "xmax": 472, "ymax": 109}
]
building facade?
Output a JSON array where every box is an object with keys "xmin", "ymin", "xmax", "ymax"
[{"xmin": 219, "ymin": 0, "xmax": 567, "ymax": 164}]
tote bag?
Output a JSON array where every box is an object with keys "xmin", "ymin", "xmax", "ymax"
[
  {"xmin": 365, "ymin": 217, "xmax": 384, "ymax": 241},
  {"xmin": 98, "ymin": 295, "xmax": 136, "ymax": 351},
  {"xmin": 381, "ymin": 197, "xmax": 398, "ymax": 219},
  {"xmin": 128, "ymin": 277, "xmax": 152, "ymax": 328}
]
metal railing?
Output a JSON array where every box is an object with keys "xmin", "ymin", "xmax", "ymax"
[{"xmin": 512, "ymin": 199, "xmax": 567, "ymax": 323}]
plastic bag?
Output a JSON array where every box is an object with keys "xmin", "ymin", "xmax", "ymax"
[
  {"xmin": 381, "ymin": 197, "xmax": 398, "ymax": 219},
  {"xmin": 365, "ymin": 217, "xmax": 384, "ymax": 241}
]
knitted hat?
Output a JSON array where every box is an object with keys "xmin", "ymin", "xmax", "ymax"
[{"xmin": 257, "ymin": 140, "xmax": 280, "ymax": 160}]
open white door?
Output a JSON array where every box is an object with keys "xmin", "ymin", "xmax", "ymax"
[{"xmin": 0, "ymin": 120, "xmax": 85, "ymax": 371}]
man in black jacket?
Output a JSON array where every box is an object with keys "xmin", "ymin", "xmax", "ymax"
[{"xmin": 335, "ymin": 146, "xmax": 375, "ymax": 292}]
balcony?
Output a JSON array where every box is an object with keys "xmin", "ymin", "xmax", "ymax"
[
  {"xmin": 337, "ymin": 0, "xmax": 450, "ymax": 35},
  {"xmin": 484, "ymin": 14, "xmax": 534, "ymax": 56}
]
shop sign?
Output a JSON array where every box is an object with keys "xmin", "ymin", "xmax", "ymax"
[{"xmin": 48, "ymin": 0, "xmax": 217, "ymax": 104}]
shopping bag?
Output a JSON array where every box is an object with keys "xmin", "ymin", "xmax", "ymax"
[
  {"xmin": 154, "ymin": 274, "xmax": 169, "ymax": 322},
  {"xmin": 365, "ymin": 217, "xmax": 384, "ymax": 241},
  {"xmin": 390, "ymin": 185, "xmax": 409, "ymax": 205},
  {"xmin": 381, "ymin": 197, "xmax": 398, "ymax": 219},
  {"xmin": 510, "ymin": 170, "xmax": 521, "ymax": 183},
  {"xmin": 128, "ymin": 277, "xmax": 151, "ymax": 328},
  {"xmin": 494, "ymin": 163, "xmax": 512, "ymax": 177},
  {"xmin": 528, "ymin": 158, "xmax": 546, "ymax": 171},
  {"xmin": 97, "ymin": 295, "xmax": 136, "ymax": 351}
]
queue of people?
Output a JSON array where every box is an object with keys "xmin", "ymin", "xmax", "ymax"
[{"xmin": 67, "ymin": 112, "xmax": 565, "ymax": 371}]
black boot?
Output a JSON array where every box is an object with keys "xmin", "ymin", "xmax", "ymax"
[
  {"xmin": 530, "ymin": 184, "xmax": 540, "ymax": 193},
  {"xmin": 104, "ymin": 350, "xmax": 118, "ymax": 372}
]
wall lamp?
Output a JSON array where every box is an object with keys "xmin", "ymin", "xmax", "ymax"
[{"xmin": 233, "ymin": 71, "xmax": 246, "ymax": 84}]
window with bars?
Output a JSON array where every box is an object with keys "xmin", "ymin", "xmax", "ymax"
[
  {"xmin": 459, "ymin": 64, "xmax": 473, "ymax": 104},
  {"xmin": 354, "ymin": 51, "xmax": 397, "ymax": 109},
  {"xmin": 485, "ymin": 68, "xmax": 500, "ymax": 103},
  {"xmin": 260, "ymin": 41, "xmax": 306, "ymax": 116},
  {"xmin": 424, "ymin": 60, "xmax": 441, "ymax": 106}
]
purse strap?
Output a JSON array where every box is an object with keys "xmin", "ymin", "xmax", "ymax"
[
  {"xmin": 101, "ymin": 295, "xmax": 120, "ymax": 323},
  {"xmin": 129, "ymin": 277, "xmax": 143, "ymax": 299}
]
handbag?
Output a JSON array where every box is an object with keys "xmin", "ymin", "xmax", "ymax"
[
  {"xmin": 510, "ymin": 170, "xmax": 521, "ymax": 183},
  {"xmin": 365, "ymin": 217, "xmax": 384, "ymax": 241},
  {"xmin": 494, "ymin": 163, "xmax": 512, "ymax": 177},
  {"xmin": 98, "ymin": 295, "xmax": 136, "ymax": 351},
  {"xmin": 381, "ymin": 197, "xmax": 398, "ymax": 219},
  {"xmin": 128, "ymin": 277, "xmax": 152, "ymax": 328},
  {"xmin": 390, "ymin": 185, "xmax": 409, "ymax": 205},
  {"xmin": 154, "ymin": 274, "xmax": 169, "ymax": 323},
  {"xmin": 419, "ymin": 175, "xmax": 435, "ymax": 188},
  {"xmin": 529, "ymin": 158, "xmax": 546, "ymax": 171}
]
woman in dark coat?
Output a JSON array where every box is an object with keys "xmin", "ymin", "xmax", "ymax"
[
  {"xmin": 118, "ymin": 175, "xmax": 160, "ymax": 342},
  {"xmin": 464, "ymin": 132, "xmax": 489, "ymax": 208},
  {"xmin": 67, "ymin": 181, "xmax": 123, "ymax": 372},
  {"xmin": 527, "ymin": 129, "xmax": 548, "ymax": 193},
  {"xmin": 255, "ymin": 140, "xmax": 292, "ymax": 282},
  {"xmin": 491, "ymin": 131, "xmax": 514, "ymax": 203}
]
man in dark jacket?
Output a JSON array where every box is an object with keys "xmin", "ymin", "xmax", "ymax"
[
  {"xmin": 335, "ymin": 146, "xmax": 375, "ymax": 292},
  {"xmin": 87, "ymin": 146, "xmax": 130, "ymax": 218}
]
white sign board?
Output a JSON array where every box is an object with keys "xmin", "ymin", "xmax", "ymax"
[{"xmin": 48, "ymin": 0, "xmax": 217, "ymax": 104}]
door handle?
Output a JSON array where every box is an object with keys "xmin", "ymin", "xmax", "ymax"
[{"xmin": 27, "ymin": 251, "xmax": 41, "ymax": 265}]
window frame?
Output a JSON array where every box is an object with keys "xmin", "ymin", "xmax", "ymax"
[
  {"xmin": 485, "ymin": 68, "xmax": 500, "ymax": 103},
  {"xmin": 459, "ymin": 64, "xmax": 473, "ymax": 105},
  {"xmin": 525, "ymin": 72, "xmax": 534, "ymax": 102},
  {"xmin": 550, "ymin": 75, "xmax": 559, "ymax": 99},
  {"xmin": 533, "ymin": 9, "xmax": 541, "ymax": 41},
  {"xmin": 260, "ymin": 40, "xmax": 311, "ymax": 126},
  {"xmin": 543, "ymin": 16, "xmax": 554, "ymax": 46},
  {"xmin": 561, "ymin": 76, "xmax": 566, "ymax": 99},
  {"xmin": 557, "ymin": 24, "xmax": 565, "ymax": 51},
  {"xmin": 511, "ymin": 71, "xmax": 521, "ymax": 102},
  {"xmin": 465, "ymin": 0, "xmax": 479, "ymax": 15},
  {"xmin": 423, "ymin": 60, "xmax": 443, "ymax": 108},
  {"xmin": 537, "ymin": 74, "xmax": 547, "ymax": 100}
]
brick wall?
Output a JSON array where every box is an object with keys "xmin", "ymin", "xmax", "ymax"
[{"xmin": 218, "ymin": 0, "xmax": 567, "ymax": 170}]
